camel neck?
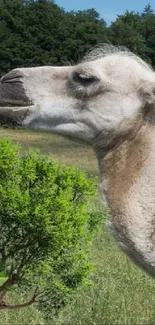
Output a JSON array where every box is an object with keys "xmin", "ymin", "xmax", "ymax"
[
  {"xmin": 94, "ymin": 124, "xmax": 155, "ymax": 276},
  {"xmin": 95, "ymin": 124, "xmax": 155, "ymax": 216}
]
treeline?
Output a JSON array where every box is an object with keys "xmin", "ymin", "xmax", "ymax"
[{"xmin": 0, "ymin": 0, "xmax": 155, "ymax": 76}]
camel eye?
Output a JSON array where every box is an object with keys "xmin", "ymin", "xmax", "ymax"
[{"xmin": 72, "ymin": 72, "xmax": 98, "ymax": 86}]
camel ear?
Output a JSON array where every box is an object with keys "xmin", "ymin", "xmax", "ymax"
[{"xmin": 139, "ymin": 82, "xmax": 155, "ymax": 122}]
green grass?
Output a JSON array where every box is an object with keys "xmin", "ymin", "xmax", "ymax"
[
  {"xmin": 58, "ymin": 226, "xmax": 155, "ymax": 325},
  {"xmin": 0, "ymin": 127, "xmax": 98, "ymax": 175},
  {"xmin": 1, "ymin": 127, "xmax": 155, "ymax": 325}
]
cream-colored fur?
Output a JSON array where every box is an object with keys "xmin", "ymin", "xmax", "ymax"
[{"xmin": 1, "ymin": 45, "xmax": 155, "ymax": 276}]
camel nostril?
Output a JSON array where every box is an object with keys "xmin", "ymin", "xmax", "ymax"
[
  {"xmin": 0, "ymin": 69, "xmax": 32, "ymax": 109},
  {"xmin": 1, "ymin": 70, "xmax": 24, "ymax": 83}
]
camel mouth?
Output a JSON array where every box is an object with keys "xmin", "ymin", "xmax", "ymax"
[
  {"xmin": 0, "ymin": 71, "xmax": 33, "ymax": 126},
  {"xmin": 0, "ymin": 102, "xmax": 31, "ymax": 108},
  {"xmin": 0, "ymin": 106, "xmax": 33, "ymax": 127}
]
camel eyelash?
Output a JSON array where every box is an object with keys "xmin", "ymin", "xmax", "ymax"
[
  {"xmin": 72, "ymin": 72, "xmax": 99, "ymax": 86},
  {"xmin": 67, "ymin": 71, "xmax": 101, "ymax": 99}
]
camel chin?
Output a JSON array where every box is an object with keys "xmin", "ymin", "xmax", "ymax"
[{"xmin": 2, "ymin": 45, "xmax": 155, "ymax": 278}]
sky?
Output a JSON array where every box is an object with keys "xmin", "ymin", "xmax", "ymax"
[{"xmin": 54, "ymin": 0, "xmax": 155, "ymax": 25}]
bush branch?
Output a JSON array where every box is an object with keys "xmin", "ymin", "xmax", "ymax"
[{"xmin": 0, "ymin": 292, "xmax": 37, "ymax": 310}]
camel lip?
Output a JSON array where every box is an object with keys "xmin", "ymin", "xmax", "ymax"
[
  {"xmin": 0, "ymin": 101, "xmax": 32, "ymax": 107},
  {"xmin": 0, "ymin": 105, "xmax": 33, "ymax": 126}
]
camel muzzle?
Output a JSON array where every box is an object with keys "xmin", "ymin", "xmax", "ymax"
[{"xmin": 0, "ymin": 70, "xmax": 32, "ymax": 126}]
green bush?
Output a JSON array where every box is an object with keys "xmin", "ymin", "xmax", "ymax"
[{"xmin": 0, "ymin": 138, "xmax": 100, "ymax": 318}]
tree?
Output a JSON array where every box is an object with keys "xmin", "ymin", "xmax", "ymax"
[
  {"xmin": 1, "ymin": 1, "xmax": 155, "ymax": 75},
  {"xmin": 109, "ymin": 5, "xmax": 155, "ymax": 67},
  {"xmin": 0, "ymin": 0, "xmax": 66, "ymax": 76},
  {"xmin": 0, "ymin": 0, "xmax": 26, "ymax": 75},
  {"xmin": 141, "ymin": 4, "xmax": 155, "ymax": 67},
  {"xmin": 0, "ymin": 0, "xmax": 108, "ymax": 75},
  {"xmin": 59, "ymin": 9, "xmax": 108, "ymax": 64},
  {"xmin": 0, "ymin": 139, "xmax": 101, "ymax": 319},
  {"xmin": 109, "ymin": 10, "xmax": 150, "ymax": 62}
]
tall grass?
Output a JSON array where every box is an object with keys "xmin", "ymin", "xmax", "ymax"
[{"xmin": 58, "ymin": 224, "xmax": 155, "ymax": 325}]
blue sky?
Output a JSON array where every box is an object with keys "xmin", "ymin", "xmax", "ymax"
[{"xmin": 54, "ymin": 0, "xmax": 155, "ymax": 25}]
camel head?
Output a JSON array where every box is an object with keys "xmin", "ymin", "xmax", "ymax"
[
  {"xmin": 1, "ymin": 45, "xmax": 155, "ymax": 277},
  {"xmin": 1, "ymin": 45, "xmax": 154, "ymax": 144}
]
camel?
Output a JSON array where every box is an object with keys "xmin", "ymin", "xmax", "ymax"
[{"xmin": 1, "ymin": 44, "xmax": 155, "ymax": 277}]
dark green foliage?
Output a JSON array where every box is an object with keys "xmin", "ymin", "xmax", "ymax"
[
  {"xmin": 109, "ymin": 5, "xmax": 155, "ymax": 67},
  {"xmin": 0, "ymin": 138, "xmax": 100, "ymax": 317},
  {"xmin": 1, "ymin": 0, "xmax": 155, "ymax": 75},
  {"xmin": 58, "ymin": 9, "xmax": 108, "ymax": 64},
  {"xmin": 0, "ymin": 0, "xmax": 108, "ymax": 76},
  {"xmin": 109, "ymin": 11, "xmax": 148, "ymax": 61},
  {"xmin": 140, "ymin": 4, "xmax": 155, "ymax": 66}
]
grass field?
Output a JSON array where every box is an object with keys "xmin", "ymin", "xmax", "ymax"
[
  {"xmin": 0, "ymin": 127, "xmax": 155, "ymax": 325},
  {"xmin": 59, "ymin": 228, "xmax": 155, "ymax": 325},
  {"xmin": 0, "ymin": 127, "xmax": 98, "ymax": 175}
]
